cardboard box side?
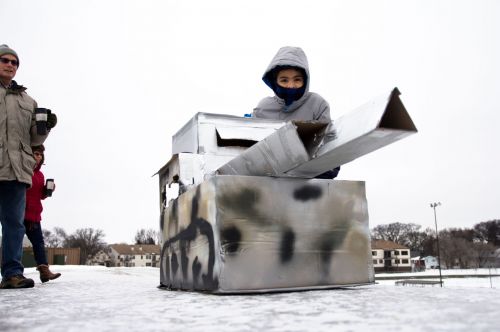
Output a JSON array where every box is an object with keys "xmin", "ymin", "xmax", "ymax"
[
  {"xmin": 172, "ymin": 112, "xmax": 286, "ymax": 156},
  {"xmin": 213, "ymin": 176, "xmax": 374, "ymax": 292},
  {"xmin": 159, "ymin": 179, "xmax": 222, "ymax": 291}
]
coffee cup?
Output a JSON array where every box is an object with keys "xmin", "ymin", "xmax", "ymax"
[
  {"xmin": 35, "ymin": 108, "xmax": 48, "ymax": 135},
  {"xmin": 45, "ymin": 178, "xmax": 55, "ymax": 197}
]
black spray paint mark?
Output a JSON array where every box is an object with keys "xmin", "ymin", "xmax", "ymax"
[
  {"xmin": 219, "ymin": 188, "xmax": 261, "ymax": 218},
  {"xmin": 317, "ymin": 227, "xmax": 349, "ymax": 278},
  {"xmin": 159, "ymin": 212, "xmax": 165, "ymax": 231},
  {"xmin": 192, "ymin": 256, "xmax": 202, "ymax": 289},
  {"xmin": 293, "ymin": 185, "xmax": 323, "ymax": 201},
  {"xmin": 180, "ymin": 239, "xmax": 189, "ymax": 280},
  {"xmin": 221, "ymin": 226, "xmax": 242, "ymax": 253},
  {"xmin": 280, "ymin": 228, "xmax": 296, "ymax": 263},
  {"xmin": 170, "ymin": 199, "xmax": 179, "ymax": 232},
  {"xmin": 162, "ymin": 248, "xmax": 171, "ymax": 286},
  {"xmin": 171, "ymin": 252, "xmax": 179, "ymax": 278},
  {"xmin": 160, "ymin": 187, "xmax": 218, "ymax": 290}
]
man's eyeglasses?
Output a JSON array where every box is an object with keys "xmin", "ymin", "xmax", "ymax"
[{"xmin": 0, "ymin": 57, "xmax": 19, "ymax": 66}]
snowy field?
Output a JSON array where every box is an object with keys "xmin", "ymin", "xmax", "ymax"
[{"xmin": 0, "ymin": 266, "xmax": 499, "ymax": 332}]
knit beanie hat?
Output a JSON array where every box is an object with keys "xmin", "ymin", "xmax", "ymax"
[{"xmin": 0, "ymin": 44, "xmax": 20, "ymax": 66}]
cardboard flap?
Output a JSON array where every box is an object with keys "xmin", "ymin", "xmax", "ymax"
[{"xmin": 217, "ymin": 122, "xmax": 311, "ymax": 176}]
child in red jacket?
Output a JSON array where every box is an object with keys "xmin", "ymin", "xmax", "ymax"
[{"xmin": 25, "ymin": 145, "xmax": 61, "ymax": 283}]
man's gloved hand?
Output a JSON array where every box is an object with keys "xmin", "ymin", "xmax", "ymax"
[{"xmin": 47, "ymin": 110, "xmax": 57, "ymax": 129}]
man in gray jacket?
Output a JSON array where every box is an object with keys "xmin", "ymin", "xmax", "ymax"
[{"xmin": 0, "ymin": 44, "xmax": 56, "ymax": 289}]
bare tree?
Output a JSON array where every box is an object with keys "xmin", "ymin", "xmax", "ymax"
[
  {"xmin": 406, "ymin": 226, "xmax": 434, "ymax": 255},
  {"xmin": 470, "ymin": 242, "xmax": 497, "ymax": 268},
  {"xmin": 371, "ymin": 222, "xmax": 427, "ymax": 254},
  {"xmin": 135, "ymin": 228, "xmax": 159, "ymax": 245},
  {"xmin": 474, "ymin": 220, "xmax": 500, "ymax": 246},
  {"xmin": 420, "ymin": 228, "xmax": 437, "ymax": 257},
  {"xmin": 42, "ymin": 226, "xmax": 67, "ymax": 248},
  {"xmin": 42, "ymin": 229, "xmax": 57, "ymax": 247},
  {"xmin": 371, "ymin": 222, "xmax": 410, "ymax": 244},
  {"xmin": 64, "ymin": 228, "xmax": 106, "ymax": 264},
  {"xmin": 446, "ymin": 227, "xmax": 475, "ymax": 242},
  {"xmin": 439, "ymin": 231, "xmax": 473, "ymax": 269}
]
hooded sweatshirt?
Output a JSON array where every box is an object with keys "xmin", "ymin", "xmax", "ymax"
[{"xmin": 252, "ymin": 46, "xmax": 331, "ymax": 121}]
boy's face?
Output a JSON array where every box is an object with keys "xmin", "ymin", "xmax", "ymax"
[{"xmin": 276, "ymin": 68, "xmax": 304, "ymax": 89}]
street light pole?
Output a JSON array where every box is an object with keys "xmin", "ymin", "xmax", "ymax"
[{"xmin": 430, "ymin": 202, "xmax": 443, "ymax": 287}]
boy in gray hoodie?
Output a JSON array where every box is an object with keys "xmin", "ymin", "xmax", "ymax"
[
  {"xmin": 253, "ymin": 46, "xmax": 339, "ymax": 178},
  {"xmin": 253, "ymin": 46, "xmax": 330, "ymax": 121}
]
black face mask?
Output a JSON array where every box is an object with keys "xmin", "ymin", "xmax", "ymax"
[{"xmin": 274, "ymin": 85, "xmax": 306, "ymax": 107}]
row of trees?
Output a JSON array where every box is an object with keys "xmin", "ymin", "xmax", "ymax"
[
  {"xmin": 43, "ymin": 227, "xmax": 107, "ymax": 264},
  {"xmin": 371, "ymin": 220, "xmax": 500, "ymax": 269},
  {"xmin": 46, "ymin": 220, "xmax": 498, "ymax": 268},
  {"xmin": 42, "ymin": 227, "xmax": 160, "ymax": 264},
  {"xmin": 134, "ymin": 228, "xmax": 160, "ymax": 245}
]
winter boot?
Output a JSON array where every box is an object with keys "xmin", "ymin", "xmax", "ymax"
[
  {"xmin": 0, "ymin": 275, "xmax": 35, "ymax": 289},
  {"xmin": 37, "ymin": 265, "xmax": 61, "ymax": 283}
]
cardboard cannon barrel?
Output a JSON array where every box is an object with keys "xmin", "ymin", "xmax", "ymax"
[
  {"xmin": 217, "ymin": 88, "xmax": 417, "ymax": 178},
  {"xmin": 157, "ymin": 88, "xmax": 417, "ymax": 293}
]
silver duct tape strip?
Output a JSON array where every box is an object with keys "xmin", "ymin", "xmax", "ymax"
[{"xmin": 216, "ymin": 122, "xmax": 311, "ymax": 176}]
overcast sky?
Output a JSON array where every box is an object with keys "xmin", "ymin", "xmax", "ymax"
[{"xmin": 2, "ymin": 0, "xmax": 499, "ymax": 243}]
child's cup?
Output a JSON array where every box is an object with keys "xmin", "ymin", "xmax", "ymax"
[{"xmin": 45, "ymin": 178, "xmax": 55, "ymax": 197}]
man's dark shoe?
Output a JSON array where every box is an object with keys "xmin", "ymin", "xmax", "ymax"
[{"xmin": 0, "ymin": 275, "xmax": 35, "ymax": 289}]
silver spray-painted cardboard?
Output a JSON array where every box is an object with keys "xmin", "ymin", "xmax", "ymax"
[{"xmin": 159, "ymin": 176, "xmax": 374, "ymax": 293}]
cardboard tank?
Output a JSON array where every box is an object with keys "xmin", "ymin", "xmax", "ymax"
[{"xmin": 157, "ymin": 88, "xmax": 417, "ymax": 294}]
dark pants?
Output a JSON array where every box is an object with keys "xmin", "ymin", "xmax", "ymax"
[
  {"xmin": 0, "ymin": 181, "xmax": 27, "ymax": 279},
  {"xmin": 24, "ymin": 220, "xmax": 48, "ymax": 266}
]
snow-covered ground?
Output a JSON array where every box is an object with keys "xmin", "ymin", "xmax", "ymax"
[{"xmin": 1, "ymin": 266, "xmax": 499, "ymax": 332}]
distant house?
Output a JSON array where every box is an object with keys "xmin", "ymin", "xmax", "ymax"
[
  {"xmin": 422, "ymin": 256, "xmax": 440, "ymax": 269},
  {"xmin": 87, "ymin": 249, "xmax": 112, "ymax": 267},
  {"xmin": 371, "ymin": 240, "xmax": 411, "ymax": 272},
  {"xmin": 109, "ymin": 244, "xmax": 160, "ymax": 267},
  {"xmin": 410, "ymin": 256, "xmax": 426, "ymax": 272}
]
